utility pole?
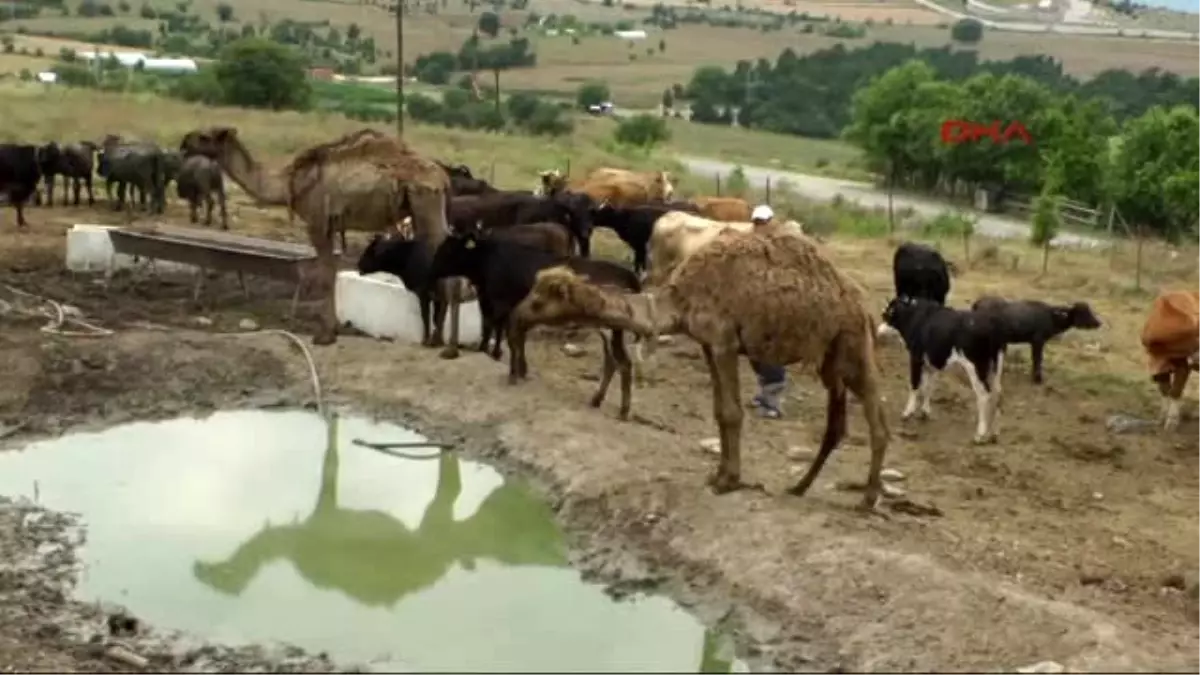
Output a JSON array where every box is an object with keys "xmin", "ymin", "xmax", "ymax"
[{"xmin": 394, "ymin": 0, "xmax": 404, "ymax": 138}]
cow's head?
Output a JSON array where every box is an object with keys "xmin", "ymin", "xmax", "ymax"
[
  {"xmin": 552, "ymin": 190, "xmax": 595, "ymax": 257},
  {"xmin": 430, "ymin": 222, "xmax": 487, "ymax": 284},
  {"xmin": 1057, "ymin": 302, "xmax": 1102, "ymax": 330}
]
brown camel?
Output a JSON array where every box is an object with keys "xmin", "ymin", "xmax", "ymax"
[
  {"xmin": 525, "ymin": 227, "xmax": 891, "ymax": 510},
  {"xmin": 179, "ymin": 127, "xmax": 469, "ymax": 356}
]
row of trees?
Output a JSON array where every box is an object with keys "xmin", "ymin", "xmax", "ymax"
[
  {"xmin": 411, "ymin": 35, "xmax": 536, "ymax": 84},
  {"xmin": 845, "ymin": 60, "xmax": 1198, "ymax": 239},
  {"xmin": 680, "ymin": 41, "xmax": 1198, "ymax": 138},
  {"xmin": 406, "ymin": 89, "xmax": 574, "ymax": 136}
]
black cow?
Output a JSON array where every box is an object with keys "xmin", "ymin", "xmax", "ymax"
[
  {"xmin": 357, "ymin": 233, "xmax": 446, "ymax": 347},
  {"xmin": 590, "ymin": 201, "xmax": 701, "ymax": 275},
  {"xmin": 448, "ymin": 190, "xmax": 594, "ymax": 256},
  {"xmin": 436, "ymin": 160, "xmax": 500, "ymax": 196},
  {"xmin": 0, "ymin": 144, "xmax": 44, "ymax": 228},
  {"xmin": 428, "ymin": 227, "xmax": 642, "ymax": 418},
  {"xmin": 37, "ymin": 141, "xmax": 97, "ymax": 207},
  {"xmin": 970, "ymin": 295, "xmax": 1102, "ymax": 384},
  {"xmin": 878, "ymin": 296, "xmax": 1007, "ymax": 444},
  {"xmin": 893, "ymin": 241, "xmax": 951, "ymax": 305}
]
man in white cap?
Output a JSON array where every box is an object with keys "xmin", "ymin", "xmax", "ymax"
[{"xmin": 746, "ymin": 204, "xmax": 788, "ymax": 419}]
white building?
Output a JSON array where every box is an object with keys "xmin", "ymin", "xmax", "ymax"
[{"xmin": 76, "ymin": 50, "xmax": 198, "ymax": 73}]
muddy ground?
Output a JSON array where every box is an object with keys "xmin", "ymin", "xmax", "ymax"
[{"xmin": 0, "ymin": 200, "xmax": 1197, "ymax": 672}]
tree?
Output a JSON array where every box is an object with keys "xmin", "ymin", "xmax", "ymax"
[
  {"xmin": 950, "ymin": 18, "xmax": 982, "ymax": 43},
  {"xmin": 216, "ymin": 2, "xmax": 234, "ymax": 21},
  {"xmin": 478, "ymin": 11, "xmax": 500, "ymax": 37},
  {"xmin": 576, "ymin": 81, "xmax": 610, "ymax": 109},
  {"xmin": 1109, "ymin": 105, "xmax": 1200, "ymax": 241},
  {"xmin": 614, "ymin": 114, "xmax": 670, "ymax": 148},
  {"xmin": 661, "ymin": 88, "xmax": 674, "ymax": 112},
  {"xmin": 214, "ymin": 39, "xmax": 312, "ymax": 111}
]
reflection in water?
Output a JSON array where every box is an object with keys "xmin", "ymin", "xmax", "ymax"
[
  {"xmin": 193, "ymin": 413, "xmax": 567, "ymax": 606},
  {"xmin": 0, "ymin": 410, "xmax": 745, "ymax": 672}
]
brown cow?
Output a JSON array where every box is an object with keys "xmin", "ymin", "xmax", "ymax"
[
  {"xmin": 540, "ymin": 167, "xmax": 673, "ymax": 208},
  {"xmin": 692, "ymin": 196, "xmax": 752, "ymax": 222},
  {"xmin": 1140, "ymin": 289, "xmax": 1199, "ymax": 431}
]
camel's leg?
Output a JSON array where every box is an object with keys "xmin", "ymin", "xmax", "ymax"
[
  {"xmin": 591, "ymin": 331, "xmax": 616, "ymax": 409},
  {"xmin": 614, "ymin": 330, "xmax": 633, "ymax": 421},
  {"xmin": 308, "ymin": 222, "xmax": 339, "ymax": 346},
  {"xmin": 838, "ymin": 342, "xmax": 890, "ymax": 512},
  {"xmin": 439, "ymin": 280, "xmax": 463, "ymax": 360},
  {"xmin": 1162, "ymin": 363, "xmax": 1191, "ymax": 431},
  {"xmin": 789, "ymin": 350, "xmax": 849, "ymax": 499},
  {"xmin": 701, "ymin": 346, "xmax": 748, "ymax": 494}
]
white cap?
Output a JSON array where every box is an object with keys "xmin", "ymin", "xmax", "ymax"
[{"xmin": 751, "ymin": 205, "xmax": 774, "ymax": 222}]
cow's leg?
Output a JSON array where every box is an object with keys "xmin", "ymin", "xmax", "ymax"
[
  {"xmin": 961, "ymin": 353, "xmax": 998, "ymax": 445},
  {"xmin": 900, "ymin": 352, "xmax": 926, "ymax": 420},
  {"xmin": 438, "ymin": 280, "xmax": 462, "ymax": 360},
  {"xmin": 188, "ymin": 198, "xmax": 199, "ymax": 224},
  {"xmin": 15, "ymin": 199, "xmax": 29, "ymax": 229},
  {"xmin": 204, "ymin": 193, "xmax": 215, "ymax": 226},
  {"xmin": 85, "ymin": 175, "xmax": 95, "ymax": 206},
  {"xmin": 44, "ymin": 175, "xmax": 54, "ymax": 207},
  {"xmin": 1030, "ymin": 341, "xmax": 1046, "ymax": 384},
  {"xmin": 1163, "ymin": 363, "xmax": 1191, "ymax": 431},
  {"xmin": 218, "ymin": 189, "xmax": 229, "ymax": 230}
]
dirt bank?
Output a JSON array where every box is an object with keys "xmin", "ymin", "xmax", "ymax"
[{"xmin": 0, "ymin": 205, "xmax": 1196, "ymax": 672}]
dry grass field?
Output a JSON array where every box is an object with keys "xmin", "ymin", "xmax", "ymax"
[
  {"xmin": 1, "ymin": 0, "xmax": 1195, "ymax": 109},
  {"xmin": 0, "ymin": 81, "xmax": 1196, "ymax": 673}
]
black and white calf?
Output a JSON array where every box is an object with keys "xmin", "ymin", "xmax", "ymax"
[
  {"xmin": 970, "ymin": 295, "xmax": 1102, "ymax": 384},
  {"xmin": 878, "ymin": 296, "xmax": 1008, "ymax": 444}
]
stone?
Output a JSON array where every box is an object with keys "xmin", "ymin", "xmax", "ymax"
[
  {"xmin": 238, "ymin": 318, "xmax": 259, "ymax": 331},
  {"xmin": 786, "ymin": 445, "xmax": 815, "ymax": 461},
  {"xmin": 562, "ymin": 343, "xmax": 585, "ymax": 357},
  {"xmin": 698, "ymin": 437, "xmax": 721, "ymax": 455},
  {"xmin": 1105, "ymin": 413, "xmax": 1154, "ymax": 435},
  {"xmin": 1017, "ymin": 661, "xmax": 1065, "ymax": 674},
  {"xmin": 881, "ymin": 483, "xmax": 906, "ymax": 499},
  {"xmin": 656, "ymin": 335, "xmax": 674, "ymax": 345},
  {"xmin": 194, "ymin": 316, "xmax": 214, "ymax": 327},
  {"xmin": 880, "ymin": 468, "xmax": 905, "ymax": 482}
]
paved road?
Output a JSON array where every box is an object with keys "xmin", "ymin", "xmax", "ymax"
[{"xmin": 677, "ymin": 155, "xmax": 1108, "ymax": 249}]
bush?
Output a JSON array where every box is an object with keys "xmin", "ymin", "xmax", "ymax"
[
  {"xmin": 576, "ymin": 80, "xmax": 610, "ymax": 109},
  {"xmin": 213, "ymin": 38, "xmax": 311, "ymax": 111},
  {"xmin": 216, "ymin": 3, "xmax": 233, "ymax": 21},
  {"xmin": 950, "ymin": 18, "xmax": 983, "ymax": 43},
  {"xmin": 614, "ymin": 114, "xmax": 670, "ymax": 148}
]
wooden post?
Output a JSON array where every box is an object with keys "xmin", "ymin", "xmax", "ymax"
[
  {"xmin": 394, "ymin": 0, "xmax": 404, "ymax": 138},
  {"xmin": 1134, "ymin": 226, "xmax": 1145, "ymax": 291},
  {"xmin": 715, "ymin": 174, "xmax": 721, "ymax": 196},
  {"xmin": 886, "ymin": 165, "xmax": 895, "ymax": 234},
  {"xmin": 492, "ymin": 67, "xmax": 501, "ymax": 118},
  {"xmin": 1041, "ymin": 237, "xmax": 1050, "ymax": 275},
  {"xmin": 765, "ymin": 176, "xmax": 771, "ymax": 205},
  {"xmin": 565, "ymin": 157, "xmax": 571, "ymax": 177}
]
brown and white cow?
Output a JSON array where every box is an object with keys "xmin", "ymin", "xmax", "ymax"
[
  {"xmin": 1141, "ymin": 289, "xmax": 1199, "ymax": 431},
  {"xmin": 539, "ymin": 167, "xmax": 674, "ymax": 208}
]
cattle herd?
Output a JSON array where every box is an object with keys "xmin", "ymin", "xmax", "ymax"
[{"xmin": 0, "ymin": 131, "xmax": 1196, "ymax": 511}]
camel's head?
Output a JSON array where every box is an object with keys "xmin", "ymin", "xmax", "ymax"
[{"xmin": 179, "ymin": 127, "xmax": 238, "ymax": 159}]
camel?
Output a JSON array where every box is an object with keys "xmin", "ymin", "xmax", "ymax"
[
  {"xmin": 523, "ymin": 226, "xmax": 891, "ymax": 510},
  {"xmin": 179, "ymin": 127, "xmax": 470, "ymax": 356}
]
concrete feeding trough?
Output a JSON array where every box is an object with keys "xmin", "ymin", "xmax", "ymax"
[
  {"xmin": 66, "ymin": 224, "xmax": 195, "ymax": 274},
  {"xmin": 335, "ymin": 270, "xmax": 483, "ymax": 345}
]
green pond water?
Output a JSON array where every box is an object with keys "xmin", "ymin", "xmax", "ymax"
[{"xmin": 0, "ymin": 410, "xmax": 747, "ymax": 673}]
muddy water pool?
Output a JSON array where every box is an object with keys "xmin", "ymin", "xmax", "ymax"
[{"xmin": 0, "ymin": 409, "xmax": 746, "ymax": 672}]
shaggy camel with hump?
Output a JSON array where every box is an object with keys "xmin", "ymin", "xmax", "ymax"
[
  {"xmin": 179, "ymin": 127, "xmax": 470, "ymax": 356},
  {"xmin": 525, "ymin": 226, "xmax": 891, "ymax": 509}
]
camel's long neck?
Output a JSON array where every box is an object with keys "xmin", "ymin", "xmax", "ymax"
[
  {"xmin": 595, "ymin": 288, "xmax": 682, "ymax": 339},
  {"xmin": 219, "ymin": 142, "xmax": 288, "ymax": 205}
]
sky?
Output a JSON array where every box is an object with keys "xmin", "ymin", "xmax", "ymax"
[{"xmin": 1134, "ymin": 0, "xmax": 1199, "ymax": 12}]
